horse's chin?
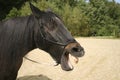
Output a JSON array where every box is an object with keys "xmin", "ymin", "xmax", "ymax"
[{"xmin": 60, "ymin": 51, "xmax": 79, "ymax": 71}]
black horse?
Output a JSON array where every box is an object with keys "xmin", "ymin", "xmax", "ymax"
[{"xmin": 0, "ymin": 3, "xmax": 84, "ymax": 80}]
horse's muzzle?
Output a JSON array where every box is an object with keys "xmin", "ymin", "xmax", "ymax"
[{"xmin": 60, "ymin": 42, "xmax": 85, "ymax": 71}]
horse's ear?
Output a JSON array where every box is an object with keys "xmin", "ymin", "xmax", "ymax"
[{"xmin": 29, "ymin": 3, "xmax": 43, "ymax": 18}]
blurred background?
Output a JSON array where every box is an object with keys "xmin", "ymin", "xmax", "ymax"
[{"xmin": 0, "ymin": 0, "xmax": 120, "ymax": 38}]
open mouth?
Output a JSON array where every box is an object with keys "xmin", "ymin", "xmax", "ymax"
[{"xmin": 60, "ymin": 51, "xmax": 79, "ymax": 71}]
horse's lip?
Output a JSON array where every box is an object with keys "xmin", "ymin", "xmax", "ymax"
[{"xmin": 60, "ymin": 51, "xmax": 79, "ymax": 71}]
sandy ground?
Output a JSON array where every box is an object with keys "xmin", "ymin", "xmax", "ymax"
[{"xmin": 17, "ymin": 38, "xmax": 120, "ymax": 80}]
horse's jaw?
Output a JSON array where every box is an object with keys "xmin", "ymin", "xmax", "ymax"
[{"xmin": 60, "ymin": 51, "xmax": 79, "ymax": 71}]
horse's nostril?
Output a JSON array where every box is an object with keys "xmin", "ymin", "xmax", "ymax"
[
  {"xmin": 72, "ymin": 47, "xmax": 79, "ymax": 52},
  {"xmin": 72, "ymin": 47, "xmax": 84, "ymax": 52}
]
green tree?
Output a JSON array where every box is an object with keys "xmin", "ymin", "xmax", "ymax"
[
  {"xmin": 0, "ymin": 0, "xmax": 32, "ymax": 20},
  {"xmin": 2, "ymin": 0, "xmax": 120, "ymax": 37}
]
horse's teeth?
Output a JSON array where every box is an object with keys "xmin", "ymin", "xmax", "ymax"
[{"xmin": 73, "ymin": 57, "xmax": 79, "ymax": 64}]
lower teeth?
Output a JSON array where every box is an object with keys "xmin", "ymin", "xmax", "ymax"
[
  {"xmin": 69, "ymin": 54, "xmax": 79, "ymax": 64},
  {"xmin": 73, "ymin": 57, "xmax": 79, "ymax": 64}
]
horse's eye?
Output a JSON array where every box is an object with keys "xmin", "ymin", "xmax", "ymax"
[
  {"xmin": 40, "ymin": 24, "xmax": 44, "ymax": 29},
  {"xmin": 40, "ymin": 22, "xmax": 44, "ymax": 28},
  {"xmin": 40, "ymin": 26, "xmax": 44, "ymax": 29}
]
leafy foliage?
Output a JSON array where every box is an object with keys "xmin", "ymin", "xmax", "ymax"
[{"xmin": 1, "ymin": 0, "xmax": 120, "ymax": 37}]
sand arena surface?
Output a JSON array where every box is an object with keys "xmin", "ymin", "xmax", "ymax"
[{"xmin": 17, "ymin": 38, "xmax": 120, "ymax": 80}]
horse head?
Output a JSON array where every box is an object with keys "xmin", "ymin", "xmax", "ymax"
[{"xmin": 30, "ymin": 3, "xmax": 85, "ymax": 71}]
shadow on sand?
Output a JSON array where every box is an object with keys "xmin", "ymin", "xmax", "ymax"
[{"xmin": 17, "ymin": 74, "xmax": 52, "ymax": 80}]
